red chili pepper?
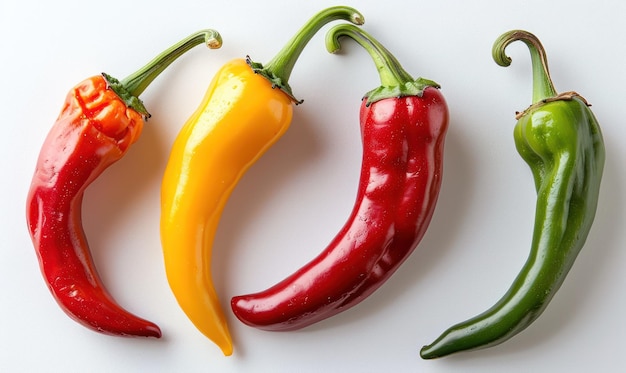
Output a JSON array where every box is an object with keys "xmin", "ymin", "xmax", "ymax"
[
  {"xmin": 25, "ymin": 30, "xmax": 222, "ymax": 337},
  {"xmin": 230, "ymin": 24, "xmax": 449, "ymax": 331}
]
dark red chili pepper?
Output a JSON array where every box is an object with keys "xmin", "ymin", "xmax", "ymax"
[
  {"xmin": 25, "ymin": 30, "xmax": 221, "ymax": 337},
  {"xmin": 230, "ymin": 24, "xmax": 449, "ymax": 331}
]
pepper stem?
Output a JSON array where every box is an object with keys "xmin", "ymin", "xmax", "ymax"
[
  {"xmin": 105, "ymin": 29, "xmax": 222, "ymax": 117},
  {"xmin": 492, "ymin": 30, "xmax": 558, "ymax": 103},
  {"xmin": 326, "ymin": 23, "xmax": 440, "ymax": 105},
  {"xmin": 249, "ymin": 6, "xmax": 365, "ymax": 103}
]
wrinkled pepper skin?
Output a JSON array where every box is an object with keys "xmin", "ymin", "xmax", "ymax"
[
  {"xmin": 231, "ymin": 24, "xmax": 448, "ymax": 331},
  {"xmin": 25, "ymin": 30, "xmax": 221, "ymax": 338},
  {"xmin": 159, "ymin": 6, "xmax": 364, "ymax": 355},
  {"xmin": 420, "ymin": 30, "xmax": 605, "ymax": 359},
  {"xmin": 26, "ymin": 75, "xmax": 157, "ymax": 337},
  {"xmin": 160, "ymin": 59, "xmax": 293, "ymax": 355}
]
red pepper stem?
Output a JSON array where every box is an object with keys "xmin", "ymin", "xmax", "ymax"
[
  {"xmin": 326, "ymin": 24, "xmax": 412, "ymax": 86},
  {"xmin": 106, "ymin": 29, "xmax": 222, "ymax": 117},
  {"xmin": 248, "ymin": 6, "xmax": 365, "ymax": 103},
  {"xmin": 325, "ymin": 23, "xmax": 440, "ymax": 105},
  {"xmin": 492, "ymin": 30, "xmax": 558, "ymax": 104}
]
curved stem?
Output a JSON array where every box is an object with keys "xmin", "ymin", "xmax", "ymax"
[
  {"xmin": 252, "ymin": 6, "xmax": 364, "ymax": 102},
  {"xmin": 492, "ymin": 30, "xmax": 557, "ymax": 103},
  {"xmin": 325, "ymin": 23, "xmax": 414, "ymax": 87},
  {"xmin": 325, "ymin": 23, "xmax": 439, "ymax": 105},
  {"xmin": 122, "ymin": 29, "xmax": 222, "ymax": 96}
]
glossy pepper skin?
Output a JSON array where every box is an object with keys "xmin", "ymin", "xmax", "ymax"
[
  {"xmin": 231, "ymin": 24, "xmax": 448, "ymax": 331},
  {"xmin": 26, "ymin": 30, "xmax": 222, "ymax": 337},
  {"xmin": 160, "ymin": 7, "xmax": 364, "ymax": 355},
  {"xmin": 420, "ymin": 30, "xmax": 605, "ymax": 359}
]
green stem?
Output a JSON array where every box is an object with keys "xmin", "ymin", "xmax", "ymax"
[
  {"xmin": 123, "ymin": 29, "xmax": 222, "ymax": 96},
  {"xmin": 326, "ymin": 24, "xmax": 412, "ymax": 87},
  {"xmin": 105, "ymin": 29, "xmax": 222, "ymax": 117},
  {"xmin": 325, "ymin": 23, "xmax": 440, "ymax": 105},
  {"xmin": 492, "ymin": 30, "xmax": 557, "ymax": 103},
  {"xmin": 249, "ymin": 6, "xmax": 364, "ymax": 103}
]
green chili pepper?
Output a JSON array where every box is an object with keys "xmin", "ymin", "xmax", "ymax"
[{"xmin": 420, "ymin": 30, "xmax": 605, "ymax": 359}]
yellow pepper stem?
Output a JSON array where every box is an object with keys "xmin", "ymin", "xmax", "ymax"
[{"xmin": 248, "ymin": 5, "xmax": 364, "ymax": 102}]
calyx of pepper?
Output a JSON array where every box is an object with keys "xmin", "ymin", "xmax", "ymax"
[
  {"xmin": 514, "ymin": 91, "xmax": 590, "ymax": 119},
  {"xmin": 363, "ymin": 77, "xmax": 440, "ymax": 106},
  {"xmin": 104, "ymin": 73, "xmax": 150, "ymax": 118},
  {"xmin": 246, "ymin": 56, "xmax": 301, "ymax": 104},
  {"xmin": 325, "ymin": 23, "xmax": 440, "ymax": 106},
  {"xmin": 249, "ymin": 6, "xmax": 365, "ymax": 104}
]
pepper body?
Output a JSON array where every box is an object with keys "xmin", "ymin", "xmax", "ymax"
[
  {"xmin": 231, "ymin": 88, "xmax": 448, "ymax": 330},
  {"xmin": 25, "ymin": 30, "xmax": 222, "ymax": 338},
  {"xmin": 420, "ymin": 95, "xmax": 604, "ymax": 359},
  {"xmin": 26, "ymin": 75, "xmax": 158, "ymax": 337},
  {"xmin": 159, "ymin": 7, "xmax": 364, "ymax": 354},
  {"xmin": 420, "ymin": 30, "xmax": 605, "ymax": 359},
  {"xmin": 160, "ymin": 58, "xmax": 293, "ymax": 355}
]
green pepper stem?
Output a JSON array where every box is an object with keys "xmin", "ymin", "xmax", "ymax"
[
  {"xmin": 325, "ymin": 24, "xmax": 413, "ymax": 88},
  {"xmin": 325, "ymin": 23, "xmax": 440, "ymax": 105},
  {"xmin": 122, "ymin": 29, "xmax": 222, "ymax": 97},
  {"xmin": 251, "ymin": 6, "xmax": 364, "ymax": 102},
  {"xmin": 104, "ymin": 29, "xmax": 222, "ymax": 117},
  {"xmin": 492, "ymin": 30, "xmax": 557, "ymax": 103}
]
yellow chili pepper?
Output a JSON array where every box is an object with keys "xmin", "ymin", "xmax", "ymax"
[{"xmin": 160, "ymin": 6, "xmax": 364, "ymax": 356}]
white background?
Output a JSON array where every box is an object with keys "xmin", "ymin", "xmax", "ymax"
[{"xmin": 1, "ymin": 1, "xmax": 624, "ymax": 372}]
